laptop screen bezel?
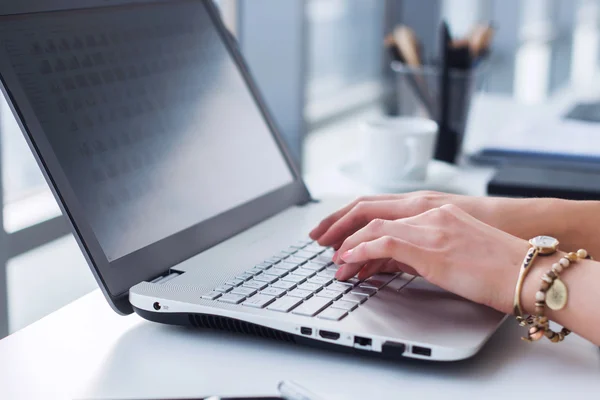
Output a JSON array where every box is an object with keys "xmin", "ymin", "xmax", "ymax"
[{"xmin": 0, "ymin": 0, "xmax": 312, "ymax": 314}]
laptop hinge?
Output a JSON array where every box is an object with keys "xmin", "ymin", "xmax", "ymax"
[{"xmin": 151, "ymin": 271, "xmax": 182, "ymax": 284}]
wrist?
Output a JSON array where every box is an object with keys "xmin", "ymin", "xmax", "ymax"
[{"xmin": 488, "ymin": 198, "xmax": 557, "ymax": 238}]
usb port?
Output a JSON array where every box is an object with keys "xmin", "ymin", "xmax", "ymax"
[
  {"xmin": 318, "ymin": 330, "xmax": 340, "ymax": 340},
  {"xmin": 412, "ymin": 346, "xmax": 431, "ymax": 357},
  {"xmin": 354, "ymin": 336, "xmax": 372, "ymax": 348},
  {"xmin": 300, "ymin": 327, "xmax": 312, "ymax": 336}
]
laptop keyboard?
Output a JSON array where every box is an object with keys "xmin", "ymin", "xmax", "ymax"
[{"xmin": 201, "ymin": 240, "xmax": 397, "ymax": 321}]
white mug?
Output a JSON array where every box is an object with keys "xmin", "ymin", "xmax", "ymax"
[{"xmin": 361, "ymin": 116, "xmax": 438, "ymax": 186}]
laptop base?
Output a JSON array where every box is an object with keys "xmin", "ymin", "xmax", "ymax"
[{"xmin": 133, "ymin": 306, "xmax": 426, "ymax": 363}]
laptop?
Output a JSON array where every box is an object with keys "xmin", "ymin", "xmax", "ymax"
[{"xmin": 0, "ymin": 0, "xmax": 505, "ymax": 361}]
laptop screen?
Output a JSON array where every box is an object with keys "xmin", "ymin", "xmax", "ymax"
[
  {"xmin": 0, "ymin": 1, "xmax": 294, "ymax": 262},
  {"xmin": 0, "ymin": 0, "xmax": 308, "ymax": 307}
]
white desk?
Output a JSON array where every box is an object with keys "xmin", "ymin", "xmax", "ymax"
[
  {"xmin": 2, "ymin": 94, "xmax": 600, "ymax": 400},
  {"xmin": 0, "ymin": 288, "xmax": 599, "ymax": 400}
]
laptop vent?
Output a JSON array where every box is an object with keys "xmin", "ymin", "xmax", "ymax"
[{"xmin": 189, "ymin": 314, "xmax": 298, "ymax": 343}]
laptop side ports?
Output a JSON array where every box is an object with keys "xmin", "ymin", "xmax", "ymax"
[{"xmin": 318, "ymin": 330, "xmax": 340, "ymax": 340}]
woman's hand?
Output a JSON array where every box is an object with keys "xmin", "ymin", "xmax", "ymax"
[
  {"xmin": 309, "ymin": 192, "xmax": 559, "ymax": 250},
  {"xmin": 332, "ymin": 204, "xmax": 529, "ymax": 314}
]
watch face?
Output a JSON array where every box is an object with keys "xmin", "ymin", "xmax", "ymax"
[{"xmin": 530, "ymin": 236, "xmax": 559, "ymax": 249}]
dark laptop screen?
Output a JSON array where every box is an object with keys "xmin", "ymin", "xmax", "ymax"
[{"xmin": 0, "ymin": 1, "xmax": 295, "ymax": 262}]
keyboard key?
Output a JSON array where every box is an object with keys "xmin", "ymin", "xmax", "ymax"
[
  {"xmin": 248, "ymin": 267, "xmax": 264, "ymax": 275},
  {"xmin": 303, "ymin": 244, "xmax": 326, "ymax": 254},
  {"xmin": 278, "ymin": 262, "xmax": 299, "ymax": 271},
  {"xmin": 231, "ymin": 287, "xmax": 257, "ymax": 297},
  {"xmin": 327, "ymin": 282, "xmax": 352, "ymax": 294},
  {"xmin": 225, "ymin": 279, "xmax": 244, "ymax": 287},
  {"xmin": 310, "ymin": 260, "xmax": 330, "ymax": 267},
  {"xmin": 316, "ymin": 290, "xmax": 342, "ymax": 300},
  {"xmin": 267, "ymin": 296, "xmax": 303, "ymax": 312},
  {"xmin": 201, "ymin": 291, "xmax": 222, "ymax": 300},
  {"xmin": 332, "ymin": 300, "xmax": 358, "ymax": 311},
  {"xmin": 237, "ymin": 272, "xmax": 254, "ymax": 281},
  {"xmin": 287, "ymin": 288, "xmax": 313, "ymax": 299},
  {"xmin": 282, "ymin": 274, "xmax": 306, "ymax": 284},
  {"xmin": 214, "ymin": 285, "xmax": 233, "ymax": 293},
  {"xmin": 243, "ymin": 280, "xmax": 268, "ymax": 290},
  {"xmin": 360, "ymin": 280, "xmax": 387, "ymax": 290},
  {"xmin": 255, "ymin": 262, "xmax": 271, "ymax": 270},
  {"xmin": 265, "ymin": 257, "xmax": 280, "ymax": 264},
  {"xmin": 282, "ymin": 247, "xmax": 298, "ymax": 255},
  {"xmin": 276, "ymin": 252, "xmax": 291, "ymax": 260},
  {"xmin": 351, "ymin": 287, "xmax": 377, "ymax": 297},
  {"xmin": 292, "ymin": 296, "xmax": 332, "ymax": 317},
  {"xmin": 294, "ymin": 250, "xmax": 316, "ymax": 259},
  {"xmin": 218, "ymin": 293, "xmax": 246, "ymax": 304},
  {"xmin": 326, "ymin": 266, "xmax": 340, "ymax": 273},
  {"xmin": 286, "ymin": 256, "xmax": 308, "ymax": 265},
  {"xmin": 317, "ymin": 307, "xmax": 348, "ymax": 321},
  {"xmin": 243, "ymin": 294, "xmax": 276, "ymax": 308},
  {"xmin": 342, "ymin": 294, "xmax": 368, "ymax": 304},
  {"xmin": 315, "ymin": 255, "xmax": 334, "ymax": 265},
  {"xmin": 371, "ymin": 273, "xmax": 399, "ymax": 284},
  {"xmin": 294, "ymin": 268, "xmax": 316, "ymax": 278},
  {"xmin": 317, "ymin": 270, "xmax": 337, "ymax": 279},
  {"xmin": 290, "ymin": 242, "xmax": 307, "ymax": 249},
  {"xmin": 264, "ymin": 267, "xmax": 288, "ymax": 278},
  {"xmin": 254, "ymin": 274, "xmax": 278, "ymax": 284},
  {"xmin": 322, "ymin": 248, "xmax": 335, "ymax": 258},
  {"xmin": 303, "ymin": 262, "xmax": 326, "ymax": 272},
  {"xmin": 346, "ymin": 277, "xmax": 361, "ymax": 286},
  {"xmin": 261, "ymin": 287, "xmax": 287, "ymax": 298},
  {"xmin": 360, "ymin": 274, "xmax": 397, "ymax": 290},
  {"xmin": 271, "ymin": 280, "xmax": 297, "ymax": 291},
  {"xmin": 308, "ymin": 276, "xmax": 333, "ymax": 286},
  {"xmin": 298, "ymin": 282, "xmax": 322, "ymax": 292}
]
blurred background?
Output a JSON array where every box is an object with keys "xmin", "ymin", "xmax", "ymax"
[{"xmin": 2, "ymin": 0, "xmax": 600, "ymax": 338}]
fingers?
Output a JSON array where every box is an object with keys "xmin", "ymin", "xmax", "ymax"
[
  {"xmin": 380, "ymin": 259, "xmax": 401, "ymax": 274},
  {"xmin": 379, "ymin": 259, "xmax": 420, "ymax": 277},
  {"xmin": 316, "ymin": 200, "xmax": 412, "ymax": 247},
  {"xmin": 334, "ymin": 261, "xmax": 370, "ymax": 281},
  {"xmin": 336, "ymin": 218, "xmax": 434, "ymax": 260},
  {"xmin": 340, "ymin": 235, "xmax": 421, "ymax": 266},
  {"xmin": 309, "ymin": 195, "xmax": 400, "ymax": 241},
  {"xmin": 357, "ymin": 259, "xmax": 390, "ymax": 280},
  {"xmin": 335, "ymin": 258, "xmax": 420, "ymax": 282}
]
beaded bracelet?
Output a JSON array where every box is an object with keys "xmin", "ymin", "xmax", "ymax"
[{"xmin": 524, "ymin": 249, "xmax": 590, "ymax": 343}]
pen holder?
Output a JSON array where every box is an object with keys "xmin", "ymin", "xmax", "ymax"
[{"xmin": 391, "ymin": 61, "xmax": 484, "ymax": 164}]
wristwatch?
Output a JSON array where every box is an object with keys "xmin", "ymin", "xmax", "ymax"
[
  {"xmin": 514, "ymin": 236, "xmax": 560, "ymax": 324},
  {"xmin": 529, "ymin": 236, "xmax": 559, "ymax": 255}
]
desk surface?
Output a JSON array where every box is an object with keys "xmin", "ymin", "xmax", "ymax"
[{"xmin": 0, "ymin": 290, "xmax": 599, "ymax": 400}]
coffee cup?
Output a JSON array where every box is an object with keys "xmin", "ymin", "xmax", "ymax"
[{"xmin": 361, "ymin": 116, "xmax": 438, "ymax": 187}]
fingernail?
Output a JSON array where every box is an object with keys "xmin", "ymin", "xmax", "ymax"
[
  {"xmin": 332, "ymin": 250, "xmax": 339, "ymax": 262},
  {"xmin": 341, "ymin": 249, "xmax": 354, "ymax": 261},
  {"xmin": 335, "ymin": 266, "xmax": 345, "ymax": 280}
]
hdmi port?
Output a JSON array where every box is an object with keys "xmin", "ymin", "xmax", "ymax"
[{"xmin": 319, "ymin": 330, "xmax": 340, "ymax": 340}]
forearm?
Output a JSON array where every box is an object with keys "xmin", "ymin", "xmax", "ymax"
[
  {"xmin": 486, "ymin": 198, "xmax": 600, "ymax": 256},
  {"xmin": 521, "ymin": 254, "xmax": 600, "ymax": 346}
]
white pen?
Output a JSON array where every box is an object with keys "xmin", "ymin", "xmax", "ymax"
[{"xmin": 277, "ymin": 380, "xmax": 325, "ymax": 400}]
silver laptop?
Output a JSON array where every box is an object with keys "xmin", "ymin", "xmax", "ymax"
[{"xmin": 0, "ymin": 0, "xmax": 505, "ymax": 361}]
